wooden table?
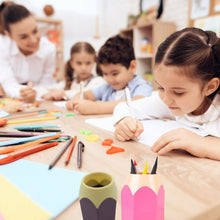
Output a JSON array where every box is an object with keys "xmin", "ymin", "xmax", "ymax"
[{"xmin": 3, "ymin": 101, "xmax": 220, "ymax": 220}]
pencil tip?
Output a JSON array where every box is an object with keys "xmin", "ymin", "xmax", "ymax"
[
  {"xmin": 65, "ymin": 161, "xmax": 68, "ymax": 166},
  {"xmin": 48, "ymin": 165, "xmax": 52, "ymax": 170}
]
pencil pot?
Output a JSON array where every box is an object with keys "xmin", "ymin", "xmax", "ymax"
[
  {"xmin": 121, "ymin": 174, "xmax": 164, "ymax": 220},
  {"xmin": 79, "ymin": 172, "xmax": 117, "ymax": 220}
]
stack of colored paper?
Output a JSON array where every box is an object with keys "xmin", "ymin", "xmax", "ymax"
[{"xmin": 0, "ymin": 157, "xmax": 86, "ymax": 220}]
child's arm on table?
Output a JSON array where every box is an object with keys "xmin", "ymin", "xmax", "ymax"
[
  {"xmin": 42, "ymin": 89, "xmax": 66, "ymax": 101},
  {"xmin": 151, "ymin": 128, "xmax": 220, "ymax": 160},
  {"xmin": 69, "ymin": 94, "xmax": 145, "ymax": 114},
  {"xmin": 114, "ymin": 116, "xmax": 144, "ymax": 141},
  {"xmin": 66, "ymin": 90, "xmax": 96, "ymax": 110}
]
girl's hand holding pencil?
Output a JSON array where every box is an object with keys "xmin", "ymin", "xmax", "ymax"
[{"xmin": 114, "ymin": 116, "xmax": 144, "ymax": 142}]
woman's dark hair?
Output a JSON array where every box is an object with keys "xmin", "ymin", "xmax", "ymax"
[
  {"xmin": 64, "ymin": 42, "xmax": 96, "ymax": 90},
  {"xmin": 155, "ymin": 27, "xmax": 220, "ymax": 100},
  {"xmin": 97, "ymin": 34, "xmax": 135, "ymax": 76},
  {"xmin": 0, "ymin": 2, "xmax": 31, "ymax": 33}
]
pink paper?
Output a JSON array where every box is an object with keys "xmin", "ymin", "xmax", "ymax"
[
  {"xmin": 121, "ymin": 185, "xmax": 164, "ymax": 220},
  {"xmin": 0, "ymin": 211, "xmax": 5, "ymax": 220}
]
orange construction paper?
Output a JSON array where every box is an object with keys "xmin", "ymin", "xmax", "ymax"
[
  {"xmin": 102, "ymin": 139, "xmax": 113, "ymax": 146},
  {"xmin": 106, "ymin": 146, "xmax": 124, "ymax": 155}
]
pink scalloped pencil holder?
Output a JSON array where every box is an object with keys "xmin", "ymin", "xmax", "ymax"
[{"xmin": 121, "ymin": 174, "xmax": 164, "ymax": 220}]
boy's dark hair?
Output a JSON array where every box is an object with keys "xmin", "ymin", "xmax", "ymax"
[
  {"xmin": 155, "ymin": 27, "xmax": 220, "ymax": 100},
  {"xmin": 64, "ymin": 42, "xmax": 96, "ymax": 90},
  {"xmin": 97, "ymin": 34, "xmax": 135, "ymax": 76},
  {"xmin": 0, "ymin": 2, "xmax": 31, "ymax": 33}
]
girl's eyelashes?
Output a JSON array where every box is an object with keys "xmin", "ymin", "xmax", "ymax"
[
  {"xmin": 157, "ymin": 86, "xmax": 164, "ymax": 90},
  {"xmin": 173, "ymin": 91, "xmax": 184, "ymax": 96}
]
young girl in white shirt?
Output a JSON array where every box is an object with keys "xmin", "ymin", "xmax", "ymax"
[
  {"xmin": 113, "ymin": 27, "xmax": 220, "ymax": 161},
  {"xmin": 42, "ymin": 42, "xmax": 105, "ymax": 101},
  {"xmin": 0, "ymin": 2, "xmax": 56, "ymax": 102}
]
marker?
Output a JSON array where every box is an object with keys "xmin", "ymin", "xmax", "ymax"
[{"xmin": 77, "ymin": 141, "xmax": 85, "ymax": 168}]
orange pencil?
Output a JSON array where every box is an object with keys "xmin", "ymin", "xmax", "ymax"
[
  {"xmin": 0, "ymin": 142, "xmax": 59, "ymax": 165},
  {"xmin": 4, "ymin": 112, "xmax": 39, "ymax": 120},
  {"xmin": 0, "ymin": 134, "xmax": 60, "ymax": 154},
  {"xmin": 65, "ymin": 136, "xmax": 77, "ymax": 166}
]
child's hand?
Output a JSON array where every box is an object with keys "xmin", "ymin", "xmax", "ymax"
[
  {"xmin": 42, "ymin": 90, "xmax": 66, "ymax": 101},
  {"xmin": 66, "ymin": 99, "xmax": 76, "ymax": 110},
  {"xmin": 151, "ymin": 128, "xmax": 206, "ymax": 158},
  {"xmin": 114, "ymin": 116, "xmax": 144, "ymax": 141},
  {"xmin": 20, "ymin": 82, "xmax": 36, "ymax": 103},
  {"xmin": 50, "ymin": 90, "xmax": 66, "ymax": 101},
  {"xmin": 74, "ymin": 100, "xmax": 97, "ymax": 114}
]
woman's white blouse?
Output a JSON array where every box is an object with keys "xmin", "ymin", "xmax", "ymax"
[{"xmin": 0, "ymin": 35, "xmax": 56, "ymax": 98}]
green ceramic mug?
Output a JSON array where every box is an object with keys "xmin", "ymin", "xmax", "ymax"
[{"xmin": 79, "ymin": 172, "xmax": 117, "ymax": 220}]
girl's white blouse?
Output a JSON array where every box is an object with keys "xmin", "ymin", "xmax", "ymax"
[{"xmin": 113, "ymin": 91, "xmax": 220, "ymax": 137}]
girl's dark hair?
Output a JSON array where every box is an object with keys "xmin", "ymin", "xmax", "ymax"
[
  {"xmin": 0, "ymin": 2, "xmax": 31, "ymax": 33},
  {"xmin": 64, "ymin": 42, "xmax": 96, "ymax": 90},
  {"xmin": 155, "ymin": 27, "xmax": 220, "ymax": 100},
  {"xmin": 97, "ymin": 34, "xmax": 135, "ymax": 76}
]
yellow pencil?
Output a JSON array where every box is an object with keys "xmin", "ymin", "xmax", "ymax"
[
  {"xmin": 143, "ymin": 160, "xmax": 148, "ymax": 174},
  {"xmin": 7, "ymin": 116, "xmax": 58, "ymax": 124}
]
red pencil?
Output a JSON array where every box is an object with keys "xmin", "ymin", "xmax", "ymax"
[
  {"xmin": 0, "ymin": 141, "xmax": 59, "ymax": 165},
  {"xmin": 65, "ymin": 136, "xmax": 77, "ymax": 166}
]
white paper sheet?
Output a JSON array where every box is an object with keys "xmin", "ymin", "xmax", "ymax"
[{"xmin": 86, "ymin": 117, "xmax": 206, "ymax": 147}]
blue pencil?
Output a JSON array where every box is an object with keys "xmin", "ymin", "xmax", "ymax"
[
  {"xmin": 0, "ymin": 133, "xmax": 57, "ymax": 147},
  {"xmin": 13, "ymin": 125, "xmax": 59, "ymax": 129}
]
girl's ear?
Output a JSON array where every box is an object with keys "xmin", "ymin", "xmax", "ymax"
[
  {"xmin": 4, "ymin": 30, "xmax": 12, "ymax": 40},
  {"xmin": 129, "ymin": 60, "xmax": 137, "ymax": 73},
  {"xmin": 69, "ymin": 59, "xmax": 74, "ymax": 69},
  {"xmin": 205, "ymin": 77, "xmax": 220, "ymax": 96}
]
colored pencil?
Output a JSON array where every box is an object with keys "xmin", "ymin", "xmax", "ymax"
[
  {"xmin": 48, "ymin": 137, "xmax": 73, "ymax": 170},
  {"xmin": 0, "ymin": 142, "xmax": 59, "ymax": 165},
  {"xmin": 7, "ymin": 116, "xmax": 58, "ymax": 124},
  {"xmin": 0, "ymin": 131, "xmax": 37, "ymax": 138},
  {"xmin": 143, "ymin": 160, "xmax": 148, "ymax": 174},
  {"xmin": 0, "ymin": 132, "xmax": 57, "ymax": 147},
  {"xmin": 151, "ymin": 156, "xmax": 158, "ymax": 174},
  {"xmin": 0, "ymin": 134, "xmax": 60, "ymax": 154},
  {"xmin": 3, "ymin": 112, "xmax": 39, "ymax": 120},
  {"xmin": 17, "ymin": 128, "xmax": 62, "ymax": 133},
  {"xmin": 65, "ymin": 136, "xmax": 77, "ymax": 165},
  {"xmin": 13, "ymin": 125, "xmax": 59, "ymax": 129},
  {"xmin": 130, "ymin": 158, "xmax": 136, "ymax": 174}
]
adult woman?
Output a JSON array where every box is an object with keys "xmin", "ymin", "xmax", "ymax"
[{"xmin": 0, "ymin": 2, "xmax": 56, "ymax": 102}]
